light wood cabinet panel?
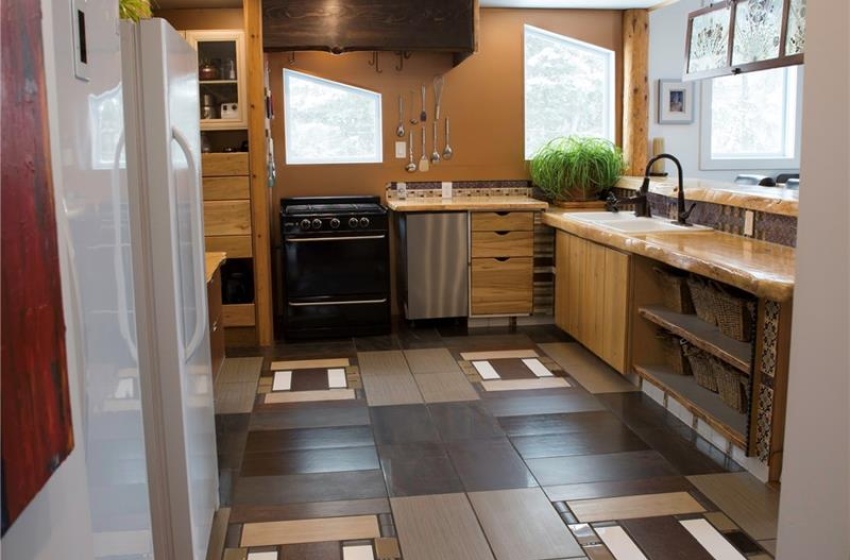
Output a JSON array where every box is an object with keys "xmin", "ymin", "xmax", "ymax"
[
  {"xmin": 204, "ymin": 235, "xmax": 253, "ymax": 258},
  {"xmin": 204, "ymin": 201, "xmax": 252, "ymax": 236},
  {"xmin": 470, "ymin": 231, "xmax": 533, "ymax": 258},
  {"xmin": 471, "ymin": 258, "xmax": 533, "ymax": 315},
  {"xmin": 203, "ymin": 176, "xmax": 250, "ymax": 201},
  {"xmin": 471, "ymin": 212, "xmax": 534, "ymax": 232},
  {"xmin": 223, "ymin": 303, "xmax": 256, "ymax": 327},
  {"xmin": 201, "ymin": 152, "xmax": 249, "ymax": 176},
  {"xmin": 207, "ymin": 267, "xmax": 225, "ymax": 381}
]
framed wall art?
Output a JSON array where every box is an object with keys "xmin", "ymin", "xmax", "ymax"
[{"xmin": 658, "ymin": 79, "xmax": 695, "ymax": 124}]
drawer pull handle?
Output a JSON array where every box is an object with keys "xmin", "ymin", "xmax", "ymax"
[
  {"xmin": 496, "ymin": 211, "xmax": 510, "ymax": 216},
  {"xmin": 495, "ymin": 257, "xmax": 510, "ymax": 262},
  {"xmin": 495, "ymin": 231, "xmax": 509, "ymax": 236}
]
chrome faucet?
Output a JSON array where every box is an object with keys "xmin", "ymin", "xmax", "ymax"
[{"xmin": 640, "ymin": 153, "xmax": 696, "ymax": 226}]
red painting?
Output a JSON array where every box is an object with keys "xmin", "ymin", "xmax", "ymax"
[{"xmin": 1, "ymin": 0, "xmax": 75, "ymax": 535}]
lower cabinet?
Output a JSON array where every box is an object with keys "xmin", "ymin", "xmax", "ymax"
[{"xmin": 554, "ymin": 231, "xmax": 630, "ymax": 373}]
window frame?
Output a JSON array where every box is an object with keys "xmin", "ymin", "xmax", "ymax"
[
  {"xmin": 523, "ymin": 24, "xmax": 616, "ymax": 160},
  {"xmin": 283, "ymin": 69, "xmax": 383, "ymax": 166},
  {"xmin": 699, "ymin": 65, "xmax": 803, "ymax": 171}
]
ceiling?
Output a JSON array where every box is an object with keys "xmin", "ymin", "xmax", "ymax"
[{"xmin": 154, "ymin": 0, "xmax": 670, "ymax": 12}]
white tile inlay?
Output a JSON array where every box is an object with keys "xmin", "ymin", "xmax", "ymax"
[
  {"xmin": 272, "ymin": 371, "xmax": 292, "ymax": 392},
  {"xmin": 342, "ymin": 544, "xmax": 375, "ymax": 560},
  {"xmin": 247, "ymin": 552, "xmax": 278, "ymax": 560},
  {"xmin": 522, "ymin": 358, "xmax": 554, "ymax": 377},
  {"xmin": 472, "ymin": 360, "xmax": 501, "ymax": 380},
  {"xmin": 328, "ymin": 368, "xmax": 348, "ymax": 388},
  {"xmin": 595, "ymin": 525, "xmax": 649, "ymax": 560},
  {"xmin": 679, "ymin": 519, "xmax": 747, "ymax": 560}
]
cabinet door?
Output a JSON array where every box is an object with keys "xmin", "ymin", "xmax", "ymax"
[
  {"xmin": 184, "ymin": 30, "xmax": 247, "ymax": 130},
  {"xmin": 471, "ymin": 257, "xmax": 533, "ymax": 315}
]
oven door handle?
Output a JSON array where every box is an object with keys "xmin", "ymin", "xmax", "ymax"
[
  {"xmin": 289, "ymin": 298, "xmax": 388, "ymax": 307},
  {"xmin": 287, "ymin": 234, "xmax": 386, "ymax": 243}
]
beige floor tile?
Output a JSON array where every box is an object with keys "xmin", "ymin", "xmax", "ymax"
[
  {"xmin": 263, "ymin": 389, "xmax": 355, "ymax": 404},
  {"xmin": 414, "ymin": 371, "xmax": 479, "ymax": 403},
  {"xmin": 460, "ymin": 349, "xmax": 539, "ymax": 361},
  {"xmin": 358, "ymin": 351, "xmax": 411, "ymax": 376},
  {"xmin": 217, "ymin": 357, "xmax": 265, "ymax": 384},
  {"xmin": 481, "ymin": 378, "xmax": 571, "ymax": 392},
  {"xmin": 270, "ymin": 358, "xmax": 350, "ymax": 370},
  {"xmin": 687, "ymin": 473, "xmax": 779, "ymax": 541},
  {"xmin": 205, "ymin": 507, "xmax": 230, "ymax": 560},
  {"xmin": 240, "ymin": 515, "xmax": 379, "ymax": 547},
  {"xmin": 538, "ymin": 343, "xmax": 637, "ymax": 394},
  {"xmin": 468, "ymin": 488, "xmax": 584, "ymax": 560},
  {"xmin": 568, "ymin": 492, "xmax": 705, "ymax": 523},
  {"xmin": 374, "ymin": 537, "xmax": 401, "ymax": 559},
  {"xmin": 362, "ymin": 373, "xmax": 423, "ymax": 406},
  {"xmin": 759, "ymin": 539, "xmax": 777, "ymax": 555},
  {"xmin": 222, "ymin": 549, "xmax": 248, "ymax": 560},
  {"xmin": 404, "ymin": 348, "xmax": 461, "ymax": 374},
  {"xmin": 704, "ymin": 511, "xmax": 739, "ymax": 532},
  {"xmin": 391, "ymin": 494, "xmax": 495, "ymax": 560}
]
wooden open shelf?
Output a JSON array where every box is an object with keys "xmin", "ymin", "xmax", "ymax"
[
  {"xmin": 639, "ymin": 305, "xmax": 752, "ymax": 373},
  {"xmin": 635, "ymin": 363, "xmax": 747, "ymax": 449}
]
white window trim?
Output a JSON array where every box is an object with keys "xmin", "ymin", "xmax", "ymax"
[
  {"xmin": 283, "ymin": 69, "xmax": 383, "ymax": 166},
  {"xmin": 699, "ymin": 66, "xmax": 803, "ymax": 171},
  {"xmin": 523, "ymin": 24, "xmax": 616, "ymax": 160}
]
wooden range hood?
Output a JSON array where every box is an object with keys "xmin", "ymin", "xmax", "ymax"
[{"xmin": 262, "ymin": 0, "xmax": 479, "ymax": 65}]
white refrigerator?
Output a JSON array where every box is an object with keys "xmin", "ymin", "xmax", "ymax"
[{"xmin": 120, "ymin": 18, "xmax": 219, "ymax": 560}]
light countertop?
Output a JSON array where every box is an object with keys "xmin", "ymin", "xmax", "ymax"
[
  {"xmin": 543, "ymin": 209, "xmax": 795, "ymax": 301},
  {"xmin": 205, "ymin": 252, "xmax": 227, "ymax": 284},
  {"xmin": 386, "ymin": 196, "xmax": 548, "ymax": 212}
]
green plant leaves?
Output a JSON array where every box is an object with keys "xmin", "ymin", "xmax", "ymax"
[{"xmin": 529, "ymin": 136, "xmax": 625, "ymax": 202}]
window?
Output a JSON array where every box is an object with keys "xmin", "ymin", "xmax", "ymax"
[
  {"xmin": 283, "ymin": 69, "xmax": 382, "ymax": 165},
  {"xmin": 524, "ymin": 25, "xmax": 615, "ymax": 159},
  {"xmin": 700, "ymin": 66, "xmax": 802, "ymax": 170}
]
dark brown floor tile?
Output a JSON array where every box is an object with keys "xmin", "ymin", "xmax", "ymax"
[
  {"xmin": 511, "ymin": 427, "xmax": 649, "ymax": 460},
  {"xmin": 230, "ymin": 498, "xmax": 391, "ymax": 524},
  {"xmin": 219, "ymin": 468, "xmax": 238, "ymax": 506},
  {"xmin": 249, "ymin": 403, "xmax": 370, "ymax": 431},
  {"xmin": 240, "ymin": 446, "xmax": 379, "ymax": 477},
  {"xmin": 281, "ymin": 541, "xmax": 342, "ymax": 560},
  {"xmin": 224, "ymin": 523, "xmax": 242, "ymax": 549},
  {"xmin": 724, "ymin": 529, "xmax": 765, "ymax": 555},
  {"xmin": 396, "ymin": 326, "xmax": 444, "ymax": 349},
  {"xmin": 445, "ymin": 437, "xmax": 538, "ymax": 491},
  {"xmin": 527, "ymin": 450, "xmax": 679, "ymax": 486},
  {"xmin": 216, "ymin": 413, "xmax": 252, "ymax": 466},
  {"xmin": 377, "ymin": 442, "xmax": 464, "ymax": 497},
  {"xmin": 428, "ymin": 402, "xmax": 505, "ymax": 441},
  {"xmin": 488, "ymin": 358, "xmax": 539, "ymax": 379},
  {"xmin": 369, "ymin": 405, "xmax": 440, "ymax": 444},
  {"xmin": 244, "ymin": 426, "xmax": 374, "ymax": 454},
  {"xmin": 482, "ymin": 391, "xmax": 605, "ymax": 418},
  {"xmin": 498, "ymin": 410, "xmax": 627, "ymax": 437},
  {"xmin": 544, "ymin": 476, "xmax": 698, "ymax": 502},
  {"xmin": 354, "ymin": 335, "xmax": 402, "ymax": 352},
  {"xmin": 621, "ymin": 517, "xmax": 715, "ymax": 560},
  {"xmin": 518, "ymin": 325, "xmax": 575, "ymax": 344},
  {"xmin": 290, "ymin": 368, "xmax": 331, "ymax": 391},
  {"xmin": 234, "ymin": 471, "xmax": 387, "ymax": 505}
]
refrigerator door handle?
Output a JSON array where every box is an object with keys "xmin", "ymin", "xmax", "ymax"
[
  {"xmin": 113, "ymin": 130, "xmax": 139, "ymax": 362},
  {"xmin": 171, "ymin": 127, "xmax": 207, "ymax": 360}
]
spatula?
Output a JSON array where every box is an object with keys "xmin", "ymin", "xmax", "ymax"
[{"xmin": 418, "ymin": 126, "xmax": 429, "ymax": 172}]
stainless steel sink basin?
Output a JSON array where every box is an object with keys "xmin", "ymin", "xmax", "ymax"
[{"xmin": 566, "ymin": 212, "xmax": 712, "ymax": 234}]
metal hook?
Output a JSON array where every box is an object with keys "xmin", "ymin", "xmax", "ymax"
[
  {"xmin": 368, "ymin": 51, "xmax": 383, "ymax": 73},
  {"xmin": 394, "ymin": 51, "xmax": 412, "ymax": 72}
]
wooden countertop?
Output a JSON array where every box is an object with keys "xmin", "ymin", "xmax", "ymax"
[
  {"xmin": 386, "ymin": 196, "xmax": 548, "ymax": 212},
  {"xmin": 543, "ymin": 209, "xmax": 795, "ymax": 302},
  {"xmin": 205, "ymin": 252, "xmax": 227, "ymax": 284}
]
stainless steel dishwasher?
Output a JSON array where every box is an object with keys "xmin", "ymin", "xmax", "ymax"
[{"xmin": 395, "ymin": 212, "xmax": 468, "ymax": 320}]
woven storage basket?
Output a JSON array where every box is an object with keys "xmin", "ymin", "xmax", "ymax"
[
  {"xmin": 712, "ymin": 285, "xmax": 755, "ymax": 342},
  {"xmin": 686, "ymin": 276, "xmax": 717, "ymax": 325},
  {"xmin": 659, "ymin": 334, "xmax": 691, "ymax": 375},
  {"xmin": 654, "ymin": 268, "xmax": 695, "ymax": 314},
  {"xmin": 684, "ymin": 347, "xmax": 717, "ymax": 392},
  {"xmin": 712, "ymin": 359, "xmax": 748, "ymax": 412}
]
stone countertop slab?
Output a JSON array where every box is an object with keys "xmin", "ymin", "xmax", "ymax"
[
  {"xmin": 617, "ymin": 177, "xmax": 799, "ymax": 217},
  {"xmin": 205, "ymin": 251, "xmax": 227, "ymax": 284},
  {"xmin": 386, "ymin": 196, "xmax": 549, "ymax": 212},
  {"xmin": 542, "ymin": 210, "xmax": 795, "ymax": 302}
]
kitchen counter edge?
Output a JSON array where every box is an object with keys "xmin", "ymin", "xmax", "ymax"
[
  {"xmin": 205, "ymin": 252, "xmax": 227, "ymax": 284},
  {"xmin": 385, "ymin": 197, "xmax": 548, "ymax": 212}
]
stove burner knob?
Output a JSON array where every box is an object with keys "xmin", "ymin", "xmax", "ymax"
[
  {"xmin": 359, "ymin": 217, "xmax": 370, "ymax": 228},
  {"xmin": 330, "ymin": 218, "xmax": 341, "ymax": 229},
  {"xmin": 312, "ymin": 219, "xmax": 323, "ymax": 230},
  {"xmin": 300, "ymin": 219, "xmax": 312, "ymax": 230},
  {"xmin": 348, "ymin": 217, "xmax": 359, "ymax": 228}
]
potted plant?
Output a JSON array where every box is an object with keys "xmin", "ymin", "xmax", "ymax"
[
  {"xmin": 529, "ymin": 136, "xmax": 626, "ymax": 205},
  {"xmin": 119, "ymin": 0, "xmax": 152, "ymax": 21}
]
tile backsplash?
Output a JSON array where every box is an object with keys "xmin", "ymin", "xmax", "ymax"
[{"xmin": 386, "ymin": 180, "xmax": 531, "ymax": 199}]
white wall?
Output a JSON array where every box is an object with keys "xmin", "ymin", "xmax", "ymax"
[{"xmin": 777, "ymin": 0, "xmax": 850, "ymax": 557}]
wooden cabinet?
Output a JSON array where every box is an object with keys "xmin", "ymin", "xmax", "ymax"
[
  {"xmin": 184, "ymin": 30, "xmax": 247, "ymax": 131},
  {"xmin": 554, "ymin": 231, "xmax": 630, "ymax": 373},
  {"xmin": 207, "ymin": 266, "xmax": 225, "ymax": 381},
  {"xmin": 470, "ymin": 212, "xmax": 535, "ymax": 316}
]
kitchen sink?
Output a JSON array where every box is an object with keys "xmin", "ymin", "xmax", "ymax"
[
  {"xmin": 566, "ymin": 212, "xmax": 712, "ymax": 234},
  {"xmin": 568, "ymin": 211, "xmax": 640, "ymax": 222}
]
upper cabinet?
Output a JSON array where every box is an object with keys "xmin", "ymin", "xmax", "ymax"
[
  {"xmin": 185, "ymin": 30, "xmax": 248, "ymax": 130},
  {"xmin": 261, "ymin": 0, "xmax": 478, "ymax": 65},
  {"xmin": 684, "ymin": 0, "xmax": 806, "ymax": 81}
]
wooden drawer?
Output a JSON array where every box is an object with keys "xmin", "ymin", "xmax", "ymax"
[
  {"xmin": 471, "ymin": 231, "xmax": 533, "ymax": 258},
  {"xmin": 223, "ymin": 303, "xmax": 256, "ymax": 327},
  {"xmin": 471, "ymin": 257, "xmax": 533, "ymax": 315},
  {"xmin": 203, "ymin": 176, "xmax": 250, "ymax": 201},
  {"xmin": 201, "ymin": 152, "xmax": 249, "ymax": 176},
  {"xmin": 204, "ymin": 235, "xmax": 253, "ymax": 258},
  {"xmin": 204, "ymin": 201, "xmax": 252, "ymax": 236},
  {"xmin": 471, "ymin": 211, "xmax": 534, "ymax": 232}
]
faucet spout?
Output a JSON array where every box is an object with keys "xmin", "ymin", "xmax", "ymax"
[{"xmin": 642, "ymin": 153, "xmax": 695, "ymax": 226}]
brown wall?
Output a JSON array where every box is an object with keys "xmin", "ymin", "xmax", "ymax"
[
  {"xmin": 268, "ymin": 8, "xmax": 623, "ymax": 206},
  {"xmin": 155, "ymin": 8, "xmax": 244, "ymax": 31}
]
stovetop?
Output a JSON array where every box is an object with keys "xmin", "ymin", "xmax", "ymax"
[{"xmin": 281, "ymin": 196, "xmax": 388, "ymax": 236}]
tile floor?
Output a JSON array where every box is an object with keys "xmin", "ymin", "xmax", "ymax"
[{"xmin": 215, "ymin": 323, "xmax": 779, "ymax": 560}]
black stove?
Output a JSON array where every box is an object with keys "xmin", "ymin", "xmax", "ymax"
[{"xmin": 282, "ymin": 196, "xmax": 388, "ymax": 236}]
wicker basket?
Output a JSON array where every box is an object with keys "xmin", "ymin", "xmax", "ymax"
[
  {"xmin": 659, "ymin": 334, "xmax": 691, "ymax": 375},
  {"xmin": 713, "ymin": 285, "xmax": 755, "ymax": 342},
  {"xmin": 712, "ymin": 359, "xmax": 748, "ymax": 412},
  {"xmin": 686, "ymin": 276, "xmax": 717, "ymax": 325},
  {"xmin": 684, "ymin": 347, "xmax": 717, "ymax": 392},
  {"xmin": 654, "ymin": 268, "xmax": 695, "ymax": 314}
]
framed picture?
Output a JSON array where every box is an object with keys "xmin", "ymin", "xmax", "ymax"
[{"xmin": 658, "ymin": 80, "xmax": 695, "ymax": 124}]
